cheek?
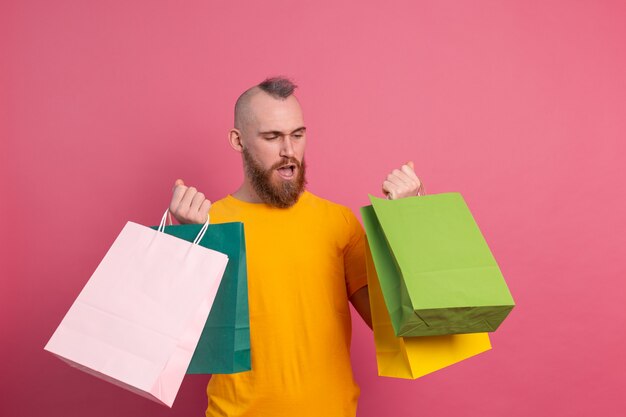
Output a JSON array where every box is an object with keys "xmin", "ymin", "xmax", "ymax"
[
  {"xmin": 296, "ymin": 140, "xmax": 307, "ymax": 157},
  {"xmin": 251, "ymin": 145, "xmax": 279, "ymax": 168}
]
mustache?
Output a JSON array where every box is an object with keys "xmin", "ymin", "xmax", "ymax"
[{"xmin": 270, "ymin": 157, "xmax": 302, "ymax": 170}]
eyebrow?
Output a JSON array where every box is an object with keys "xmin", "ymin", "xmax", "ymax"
[{"xmin": 259, "ymin": 127, "xmax": 306, "ymax": 135}]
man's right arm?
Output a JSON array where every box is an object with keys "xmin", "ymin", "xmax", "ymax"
[{"xmin": 169, "ymin": 179, "xmax": 212, "ymax": 224}]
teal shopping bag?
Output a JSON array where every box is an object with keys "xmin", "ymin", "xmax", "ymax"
[
  {"xmin": 361, "ymin": 193, "xmax": 515, "ymax": 337},
  {"xmin": 152, "ymin": 222, "xmax": 250, "ymax": 374}
]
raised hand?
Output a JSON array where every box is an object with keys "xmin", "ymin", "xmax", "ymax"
[
  {"xmin": 169, "ymin": 179, "xmax": 211, "ymax": 224},
  {"xmin": 382, "ymin": 161, "xmax": 425, "ymax": 200}
]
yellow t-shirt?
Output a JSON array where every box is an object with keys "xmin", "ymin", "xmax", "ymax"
[{"xmin": 206, "ymin": 191, "xmax": 368, "ymax": 417}]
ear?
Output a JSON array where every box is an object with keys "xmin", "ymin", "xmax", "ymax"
[{"xmin": 228, "ymin": 128, "xmax": 244, "ymax": 153}]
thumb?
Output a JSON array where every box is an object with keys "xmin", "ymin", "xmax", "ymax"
[
  {"xmin": 407, "ymin": 161, "xmax": 414, "ymax": 170},
  {"xmin": 173, "ymin": 178, "xmax": 185, "ymax": 190}
]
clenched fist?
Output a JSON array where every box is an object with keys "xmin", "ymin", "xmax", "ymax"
[
  {"xmin": 382, "ymin": 161, "xmax": 425, "ymax": 200},
  {"xmin": 169, "ymin": 179, "xmax": 211, "ymax": 224}
]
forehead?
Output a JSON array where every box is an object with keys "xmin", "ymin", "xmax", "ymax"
[{"xmin": 248, "ymin": 93, "xmax": 304, "ymax": 132}]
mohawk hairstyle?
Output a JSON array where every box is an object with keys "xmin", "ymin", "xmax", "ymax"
[
  {"xmin": 234, "ymin": 76, "xmax": 298, "ymax": 129},
  {"xmin": 258, "ymin": 76, "xmax": 297, "ymax": 99}
]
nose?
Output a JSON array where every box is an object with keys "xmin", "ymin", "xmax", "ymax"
[{"xmin": 279, "ymin": 136, "xmax": 295, "ymax": 159}]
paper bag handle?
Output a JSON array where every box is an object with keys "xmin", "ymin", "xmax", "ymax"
[{"xmin": 157, "ymin": 209, "xmax": 210, "ymax": 245}]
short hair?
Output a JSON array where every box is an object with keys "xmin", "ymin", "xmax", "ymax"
[
  {"xmin": 234, "ymin": 76, "xmax": 297, "ymax": 129},
  {"xmin": 258, "ymin": 76, "xmax": 297, "ymax": 98}
]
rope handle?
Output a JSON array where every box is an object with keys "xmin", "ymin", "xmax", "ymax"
[{"xmin": 157, "ymin": 209, "xmax": 210, "ymax": 245}]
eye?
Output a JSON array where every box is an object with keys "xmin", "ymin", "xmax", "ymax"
[
  {"xmin": 264, "ymin": 135, "xmax": 279, "ymax": 140},
  {"xmin": 293, "ymin": 133, "xmax": 304, "ymax": 139}
]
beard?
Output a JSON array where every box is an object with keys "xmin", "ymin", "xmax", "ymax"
[{"xmin": 242, "ymin": 148, "xmax": 307, "ymax": 208}]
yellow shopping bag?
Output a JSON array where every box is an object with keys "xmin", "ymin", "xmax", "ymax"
[{"xmin": 366, "ymin": 242, "xmax": 492, "ymax": 379}]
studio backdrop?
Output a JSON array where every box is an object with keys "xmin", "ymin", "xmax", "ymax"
[{"xmin": 2, "ymin": 1, "xmax": 625, "ymax": 416}]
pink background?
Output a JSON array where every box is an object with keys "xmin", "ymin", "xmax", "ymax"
[{"xmin": 2, "ymin": 0, "xmax": 625, "ymax": 416}]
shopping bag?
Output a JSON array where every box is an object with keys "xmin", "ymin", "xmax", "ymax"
[
  {"xmin": 361, "ymin": 194, "xmax": 515, "ymax": 337},
  {"xmin": 152, "ymin": 222, "xmax": 250, "ymax": 374},
  {"xmin": 44, "ymin": 211, "xmax": 228, "ymax": 407},
  {"xmin": 365, "ymin": 242, "xmax": 492, "ymax": 379}
]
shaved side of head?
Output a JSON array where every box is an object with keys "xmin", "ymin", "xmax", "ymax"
[
  {"xmin": 234, "ymin": 77, "xmax": 298, "ymax": 132},
  {"xmin": 234, "ymin": 86, "xmax": 261, "ymax": 132}
]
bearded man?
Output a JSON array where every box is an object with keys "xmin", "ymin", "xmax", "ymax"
[{"xmin": 169, "ymin": 77, "xmax": 424, "ymax": 417}]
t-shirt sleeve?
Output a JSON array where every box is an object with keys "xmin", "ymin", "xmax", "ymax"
[{"xmin": 341, "ymin": 206, "xmax": 368, "ymax": 298}]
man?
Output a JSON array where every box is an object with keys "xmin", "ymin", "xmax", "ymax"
[{"xmin": 169, "ymin": 77, "xmax": 423, "ymax": 416}]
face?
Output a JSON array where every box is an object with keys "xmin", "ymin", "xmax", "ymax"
[{"xmin": 239, "ymin": 93, "xmax": 307, "ymax": 207}]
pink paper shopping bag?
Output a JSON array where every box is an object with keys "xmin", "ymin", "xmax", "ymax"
[{"xmin": 44, "ymin": 211, "xmax": 228, "ymax": 407}]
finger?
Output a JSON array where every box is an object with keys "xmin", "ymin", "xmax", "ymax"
[
  {"xmin": 190, "ymin": 191, "xmax": 206, "ymax": 213},
  {"xmin": 387, "ymin": 170, "xmax": 413, "ymax": 188},
  {"xmin": 198, "ymin": 199, "xmax": 212, "ymax": 221},
  {"xmin": 401, "ymin": 167, "xmax": 422, "ymax": 193},
  {"xmin": 417, "ymin": 180, "xmax": 426, "ymax": 196},
  {"xmin": 404, "ymin": 162, "xmax": 425, "ymax": 192},
  {"xmin": 385, "ymin": 174, "xmax": 410, "ymax": 198},
  {"xmin": 170, "ymin": 182, "xmax": 188, "ymax": 212},
  {"xmin": 382, "ymin": 180, "xmax": 396, "ymax": 199},
  {"xmin": 404, "ymin": 162, "xmax": 422, "ymax": 191},
  {"xmin": 173, "ymin": 178, "xmax": 185, "ymax": 191},
  {"xmin": 177, "ymin": 186, "xmax": 198, "ymax": 215},
  {"xmin": 401, "ymin": 164, "xmax": 419, "ymax": 182}
]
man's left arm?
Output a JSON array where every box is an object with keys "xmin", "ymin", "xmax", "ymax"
[
  {"xmin": 350, "ymin": 286, "xmax": 372, "ymax": 329},
  {"xmin": 349, "ymin": 160, "xmax": 425, "ymax": 329}
]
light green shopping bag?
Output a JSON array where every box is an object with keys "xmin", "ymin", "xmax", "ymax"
[{"xmin": 361, "ymin": 193, "xmax": 515, "ymax": 337}]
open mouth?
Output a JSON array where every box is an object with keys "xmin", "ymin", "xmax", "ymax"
[{"xmin": 276, "ymin": 163, "xmax": 297, "ymax": 179}]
